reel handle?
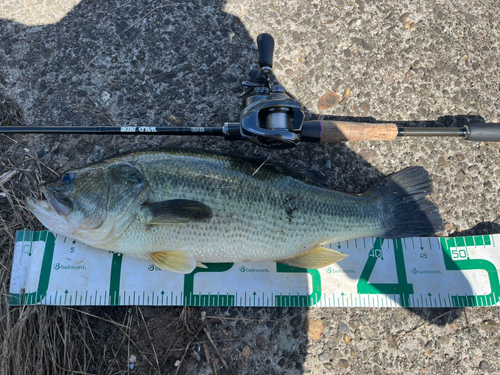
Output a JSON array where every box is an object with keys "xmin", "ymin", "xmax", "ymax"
[{"xmin": 257, "ymin": 33, "xmax": 274, "ymax": 68}]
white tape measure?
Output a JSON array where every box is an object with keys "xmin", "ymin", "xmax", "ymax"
[{"xmin": 9, "ymin": 230, "xmax": 500, "ymax": 307}]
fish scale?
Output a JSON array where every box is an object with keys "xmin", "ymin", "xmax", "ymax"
[
  {"xmin": 26, "ymin": 149, "xmax": 443, "ymax": 273},
  {"xmin": 113, "ymin": 152, "xmax": 375, "ymax": 260}
]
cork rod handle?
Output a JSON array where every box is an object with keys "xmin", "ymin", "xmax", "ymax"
[{"xmin": 319, "ymin": 121, "xmax": 399, "ymax": 142}]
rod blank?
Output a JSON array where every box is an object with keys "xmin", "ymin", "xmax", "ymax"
[
  {"xmin": 0, "ymin": 126, "xmax": 225, "ymax": 136},
  {"xmin": 398, "ymin": 127, "xmax": 468, "ymax": 137}
]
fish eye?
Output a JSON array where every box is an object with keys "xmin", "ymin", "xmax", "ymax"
[{"xmin": 61, "ymin": 173, "xmax": 75, "ymax": 184}]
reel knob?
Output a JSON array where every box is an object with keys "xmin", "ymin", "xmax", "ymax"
[
  {"xmin": 271, "ymin": 85, "xmax": 285, "ymax": 93},
  {"xmin": 257, "ymin": 33, "xmax": 274, "ymax": 69}
]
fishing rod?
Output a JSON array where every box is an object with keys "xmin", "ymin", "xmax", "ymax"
[{"xmin": 1, "ymin": 34, "xmax": 499, "ymax": 149}]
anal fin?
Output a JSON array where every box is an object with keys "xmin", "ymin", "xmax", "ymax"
[
  {"xmin": 149, "ymin": 251, "xmax": 197, "ymax": 274},
  {"xmin": 278, "ymin": 246, "xmax": 349, "ymax": 269}
]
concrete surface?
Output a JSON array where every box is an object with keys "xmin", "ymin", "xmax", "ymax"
[{"xmin": 1, "ymin": 0, "xmax": 500, "ymax": 374}]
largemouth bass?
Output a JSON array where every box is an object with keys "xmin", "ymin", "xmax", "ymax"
[{"xmin": 26, "ymin": 150, "xmax": 443, "ymax": 273}]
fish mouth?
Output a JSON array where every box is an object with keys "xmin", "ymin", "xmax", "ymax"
[
  {"xmin": 26, "ymin": 196, "xmax": 52, "ymax": 214},
  {"xmin": 26, "ymin": 191, "xmax": 74, "ymax": 237},
  {"xmin": 27, "ymin": 187, "xmax": 74, "ymax": 216}
]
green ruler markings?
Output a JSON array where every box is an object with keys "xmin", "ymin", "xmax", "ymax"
[
  {"xmin": 9, "ymin": 231, "xmax": 56, "ymax": 305},
  {"xmin": 440, "ymin": 236, "xmax": 500, "ymax": 307},
  {"xmin": 357, "ymin": 238, "xmax": 414, "ymax": 307}
]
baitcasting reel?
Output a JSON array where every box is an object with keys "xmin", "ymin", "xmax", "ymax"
[{"xmin": 238, "ymin": 33, "xmax": 305, "ymax": 149}]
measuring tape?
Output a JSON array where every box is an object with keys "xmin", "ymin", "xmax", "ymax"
[{"xmin": 9, "ymin": 230, "xmax": 500, "ymax": 307}]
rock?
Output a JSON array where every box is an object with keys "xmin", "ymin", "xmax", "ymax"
[
  {"xmin": 325, "ymin": 160, "xmax": 332, "ymax": 169},
  {"xmin": 455, "ymin": 171, "xmax": 466, "ymax": 183},
  {"xmin": 101, "ymin": 90, "xmax": 111, "ymax": 104},
  {"xmin": 129, "ymin": 355, "xmax": 137, "ymax": 363},
  {"xmin": 465, "ymin": 13, "xmax": 477, "ymax": 24},
  {"xmin": 161, "ymin": 73, "xmax": 176, "ymax": 83},
  {"xmin": 338, "ymin": 321, "xmax": 350, "ymax": 334},
  {"xmin": 41, "ymin": 47, "xmax": 52, "ymax": 59},
  {"xmin": 37, "ymin": 149, "xmax": 47, "ymax": 158},
  {"xmin": 360, "ymin": 102, "xmax": 370, "ymax": 113},
  {"xmin": 318, "ymin": 91, "xmax": 340, "ymax": 110},
  {"xmin": 386, "ymin": 333, "xmax": 398, "ymax": 350},
  {"xmin": 241, "ymin": 345, "xmax": 251, "ymax": 359},
  {"xmin": 399, "ymin": 12, "xmax": 410, "ymax": 23},
  {"xmin": 340, "ymin": 88, "xmax": 351, "ymax": 105},
  {"xmin": 437, "ymin": 156, "xmax": 448, "ymax": 166},
  {"xmin": 438, "ymin": 335, "xmax": 450, "ymax": 345},
  {"xmin": 390, "ymin": 317, "xmax": 403, "ymax": 328},
  {"xmin": 349, "ymin": 319, "xmax": 361, "ymax": 330},
  {"xmin": 323, "ymin": 363, "xmax": 333, "ymax": 370},
  {"xmin": 256, "ymin": 336, "xmax": 270, "ymax": 351},
  {"xmin": 350, "ymin": 37, "xmax": 373, "ymax": 51},
  {"xmin": 318, "ymin": 351, "xmax": 333, "ymax": 362},
  {"xmin": 290, "ymin": 315, "xmax": 302, "ymax": 328},
  {"xmin": 308, "ymin": 320, "xmax": 323, "ymax": 340},
  {"xmin": 468, "ymin": 165, "xmax": 480, "ymax": 173},
  {"xmin": 277, "ymin": 330, "xmax": 294, "ymax": 351},
  {"xmin": 364, "ymin": 329, "xmax": 378, "ymax": 341},
  {"xmin": 479, "ymin": 360, "xmax": 489, "ymax": 372},
  {"xmin": 338, "ymin": 359, "xmax": 349, "ymax": 369},
  {"xmin": 480, "ymin": 319, "xmax": 498, "ymax": 333},
  {"xmin": 444, "ymin": 223, "xmax": 453, "ymax": 231},
  {"xmin": 383, "ymin": 76, "xmax": 394, "ymax": 85},
  {"xmin": 425, "ymin": 340, "xmax": 434, "ymax": 350}
]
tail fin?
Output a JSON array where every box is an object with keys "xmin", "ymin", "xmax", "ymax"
[{"xmin": 370, "ymin": 167, "xmax": 444, "ymax": 239}]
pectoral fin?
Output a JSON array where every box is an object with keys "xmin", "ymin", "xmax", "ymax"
[
  {"xmin": 142, "ymin": 199, "xmax": 212, "ymax": 224},
  {"xmin": 278, "ymin": 246, "xmax": 349, "ymax": 269},
  {"xmin": 149, "ymin": 251, "xmax": 197, "ymax": 274}
]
